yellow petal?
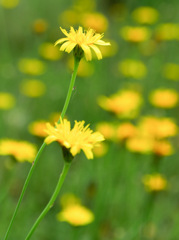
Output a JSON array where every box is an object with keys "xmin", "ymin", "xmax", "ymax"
[
  {"xmin": 65, "ymin": 42, "xmax": 77, "ymax": 53},
  {"xmin": 81, "ymin": 44, "xmax": 92, "ymax": 61},
  {"xmin": 60, "ymin": 41, "xmax": 72, "ymax": 51},
  {"xmin": 96, "ymin": 40, "xmax": 111, "ymax": 46},
  {"xmin": 60, "ymin": 27, "xmax": 69, "ymax": 37},
  {"xmin": 90, "ymin": 45, "xmax": 102, "ymax": 59},
  {"xmin": 54, "ymin": 38, "xmax": 68, "ymax": 46}
]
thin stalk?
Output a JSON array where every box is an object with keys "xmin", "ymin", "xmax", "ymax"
[
  {"xmin": 58, "ymin": 57, "xmax": 81, "ymax": 122},
  {"xmin": 3, "ymin": 56, "xmax": 81, "ymax": 240},
  {"xmin": 25, "ymin": 162, "xmax": 71, "ymax": 240}
]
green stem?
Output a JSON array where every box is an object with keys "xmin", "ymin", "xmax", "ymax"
[
  {"xmin": 58, "ymin": 57, "xmax": 81, "ymax": 122},
  {"xmin": 3, "ymin": 56, "xmax": 80, "ymax": 240},
  {"xmin": 25, "ymin": 162, "xmax": 71, "ymax": 240}
]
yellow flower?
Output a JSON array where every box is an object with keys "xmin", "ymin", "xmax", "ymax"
[
  {"xmin": 0, "ymin": 139, "xmax": 37, "ymax": 162},
  {"xmin": 20, "ymin": 79, "xmax": 46, "ymax": 98},
  {"xmin": 98, "ymin": 90, "xmax": 142, "ymax": 118},
  {"xmin": 142, "ymin": 174, "xmax": 167, "ymax": 192},
  {"xmin": 118, "ymin": 59, "xmax": 147, "ymax": 79},
  {"xmin": 163, "ymin": 63, "xmax": 179, "ymax": 81},
  {"xmin": 44, "ymin": 119, "xmax": 104, "ymax": 159},
  {"xmin": 39, "ymin": 42, "xmax": 62, "ymax": 61},
  {"xmin": 153, "ymin": 140, "xmax": 174, "ymax": 157},
  {"xmin": 139, "ymin": 116, "xmax": 178, "ymax": 139},
  {"xmin": 96, "ymin": 122, "xmax": 116, "ymax": 140},
  {"xmin": 57, "ymin": 202, "xmax": 94, "ymax": 226},
  {"xmin": 81, "ymin": 12, "xmax": 108, "ymax": 33},
  {"xmin": 0, "ymin": 0, "xmax": 19, "ymax": 8},
  {"xmin": 120, "ymin": 26, "xmax": 151, "ymax": 42},
  {"xmin": 149, "ymin": 89, "xmax": 178, "ymax": 108},
  {"xmin": 28, "ymin": 120, "xmax": 48, "ymax": 137},
  {"xmin": 18, "ymin": 58, "xmax": 46, "ymax": 75},
  {"xmin": 93, "ymin": 142, "xmax": 108, "ymax": 157},
  {"xmin": 116, "ymin": 122, "xmax": 137, "ymax": 141},
  {"xmin": 55, "ymin": 26, "xmax": 110, "ymax": 61},
  {"xmin": 126, "ymin": 136, "xmax": 154, "ymax": 154},
  {"xmin": 155, "ymin": 23, "xmax": 179, "ymax": 41},
  {"xmin": 132, "ymin": 7, "xmax": 159, "ymax": 24},
  {"xmin": 0, "ymin": 92, "xmax": 15, "ymax": 110}
]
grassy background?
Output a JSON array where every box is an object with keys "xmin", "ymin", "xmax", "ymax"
[{"xmin": 0, "ymin": 0, "xmax": 179, "ymax": 239}]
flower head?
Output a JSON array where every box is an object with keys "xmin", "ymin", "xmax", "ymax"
[
  {"xmin": 139, "ymin": 116, "xmax": 178, "ymax": 139},
  {"xmin": 55, "ymin": 26, "xmax": 110, "ymax": 61},
  {"xmin": 142, "ymin": 174, "xmax": 167, "ymax": 192},
  {"xmin": 44, "ymin": 119, "xmax": 104, "ymax": 159},
  {"xmin": 57, "ymin": 202, "xmax": 94, "ymax": 226},
  {"xmin": 0, "ymin": 139, "xmax": 37, "ymax": 162},
  {"xmin": 20, "ymin": 79, "xmax": 46, "ymax": 98},
  {"xmin": 98, "ymin": 89, "xmax": 142, "ymax": 118},
  {"xmin": 28, "ymin": 120, "xmax": 48, "ymax": 137},
  {"xmin": 149, "ymin": 88, "xmax": 178, "ymax": 108},
  {"xmin": 18, "ymin": 58, "xmax": 46, "ymax": 75},
  {"xmin": 0, "ymin": 92, "xmax": 15, "ymax": 110},
  {"xmin": 120, "ymin": 26, "xmax": 151, "ymax": 43},
  {"xmin": 132, "ymin": 7, "xmax": 159, "ymax": 24}
]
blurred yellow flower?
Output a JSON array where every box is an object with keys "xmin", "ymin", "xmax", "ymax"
[
  {"xmin": 93, "ymin": 142, "xmax": 108, "ymax": 157},
  {"xmin": 0, "ymin": 92, "xmax": 15, "ymax": 110},
  {"xmin": 28, "ymin": 120, "xmax": 48, "ymax": 137},
  {"xmin": 67, "ymin": 57, "xmax": 94, "ymax": 77},
  {"xmin": 55, "ymin": 26, "xmax": 110, "ymax": 61},
  {"xmin": 0, "ymin": 0, "xmax": 19, "ymax": 8},
  {"xmin": 149, "ymin": 89, "xmax": 178, "ymax": 108},
  {"xmin": 155, "ymin": 23, "xmax": 179, "ymax": 41},
  {"xmin": 18, "ymin": 58, "xmax": 46, "ymax": 75},
  {"xmin": 132, "ymin": 7, "xmax": 159, "ymax": 24},
  {"xmin": 20, "ymin": 79, "xmax": 46, "ymax": 98},
  {"xmin": 32, "ymin": 19, "xmax": 48, "ymax": 34},
  {"xmin": 163, "ymin": 63, "xmax": 179, "ymax": 81},
  {"xmin": 57, "ymin": 203, "xmax": 94, "ymax": 226},
  {"xmin": 98, "ymin": 90, "xmax": 142, "ymax": 118},
  {"xmin": 120, "ymin": 26, "xmax": 151, "ymax": 42},
  {"xmin": 142, "ymin": 174, "xmax": 167, "ymax": 192},
  {"xmin": 139, "ymin": 116, "xmax": 178, "ymax": 139},
  {"xmin": 96, "ymin": 122, "xmax": 116, "ymax": 140},
  {"xmin": 39, "ymin": 42, "xmax": 62, "ymax": 61},
  {"xmin": 82, "ymin": 12, "xmax": 108, "ymax": 33},
  {"xmin": 116, "ymin": 122, "xmax": 137, "ymax": 141},
  {"xmin": 126, "ymin": 136, "xmax": 154, "ymax": 154},
  {"xmin": 44, "ymin": 119, "xmax": 104, "ymax": 159},
  {"xmin": 118, "ymin": 59, "xmax": 147, "ymax": 79},
  {"xmin": 0, "ymin": 139, "xmax": 37, "ymax": 162},
  {"xmin": 153, "ymin": 140, "xmax": 173, "ymax": 157}
]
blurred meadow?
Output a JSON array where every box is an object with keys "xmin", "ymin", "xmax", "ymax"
[{"xmin": 0, "ymin": 0, "xmax": 179, "ymax": 239}]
